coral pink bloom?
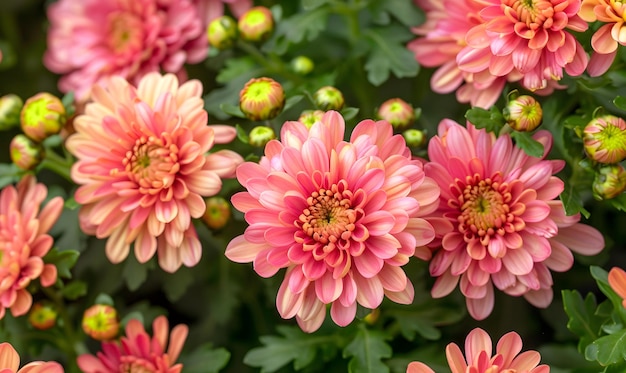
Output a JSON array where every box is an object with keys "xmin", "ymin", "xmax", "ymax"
[
  {"xmin": 423, "ymin": 120, "xmax": 604, "ymax": 319},
  {"xmin": 0, "ymin": 342, "xmax": 64, "ymax": 373},
  {"xmin": 44, "ymin": 0, "xmax": 207, "ymax": 101},
  {"xmin": 608, "ymin": 267, "xmax": 626, "ymax": 308},
  {"xmin": 579, "ymin": 0, "xmax": 626, "ymax": 76},
  {"xmin": 194, "ymin": 0, "xmax": 252, "ymax": 27},
  {"xmin": 77, "ymin": 315, "xmax": 188, "ymax": 373},
  {"xmin": 65, "ymin": 73, "xmax": 243, "ymax": 273},
  {"xmin": 0, "ymin": 176, "xmax": 63, "ymax": 319},
  {"xmin": 459, "ymin": 0, "xmax": 588, "ymax": 91},
  {"xmin": 225, "ymin": 111, "xmax": 439, "ymax": 332},
  {"xmin": 407, "ymin": 328, "xmax": 549, "ymax": 373}
]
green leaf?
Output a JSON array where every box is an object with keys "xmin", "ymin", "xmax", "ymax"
[
  {"xmin": 585, "ymin": 329, "xmax": 626, "ymax": 366},
  {"xmin": 60, "ymin": 280, "xmax": 87, "ymax": 300},
  {"xmin": 562, "ymin": 290, "xmax": 605, "ymax": 352},
  {"xmin": 216, "ymin": 57, "xmax": 258, "ymax": 84},
  {"xmin": 163, "ymin": 268, "xmax": 194, "ymax": 302},
  {"xmin": 180, "ymin": 344, "xmax": 231, "ymax": 373},
  {"xmin": 464, "ymin": 106, "xmax": 505, "ymax": 133},
  {"xmin": 590, "ymin": 266, "xmax": 626, "ymax": 323},
  {"xmin": 122, "ymin": 255, "xmax": 149, "ymax": 291},
  {"xmin": 94, "ymin": 293, "xmax": 115, "ymax": 306},
  {"xmin": 343, "ymin": 325, "xmax": 391, "ymax": 373},
  {"xmin": 263, "ymin": 7, "xmax": 330, "ymax": 55},
  {"xmin": 510, "ymin": 131, "xmax": 545, "ymax": 158},
  {"xmin": 613, "ymin": 96, "xmax": 626, "ymax": 111},
  {"xmin": 560, "ymin": 182, "xmax": 591, "ymax": 218},
  {"xmin": 376, "ymin": 0, "xmax": 425, "ymax": 27},
  {"xmin": 44, "ymin": 248, "xmax": 79, "ymax": 279},
  {"xmin": 219, "ymin": 103, "xmax": 246, "ymax": 119},
  {"xmin": 341, "ymin": 107, "xmax": 360, "ymax": 121},
  {"xmin": 235, "ymin": 124, "xmax": 250, "ymax": 144},
  {"xmin": 244, "ymin": 325, "xmax": 336, "ymax": 372},
  {"xmin": 363, "ymin": 26, "xmax": 419, "ymax": 86},
  {"xmin": 301, "ymin": 0, "xmax": 330, "ymax": 10},
  {"xmin": 0, "ymin": 163, "xmax": 22, "ymax": 189}
]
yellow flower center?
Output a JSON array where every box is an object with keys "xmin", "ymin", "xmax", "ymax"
[
  {"xmin": 123, "ymin": 135, "xmax": 180, "ymax": 196},
  {"xmin": 106, "ymin": 12, "xmax": 144, "ymax": 55}
]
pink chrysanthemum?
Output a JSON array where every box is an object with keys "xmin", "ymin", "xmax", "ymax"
[
  {"xmin": 44, "ymin": 0, "xmax": 207, "ymax": 101},
  {"xmin": 0, "ymin": 175, "xmax": 63, "ymax": 319},
  {"xmin": 225, "ymin": 111, "xmax": 440, "ymax": 332},
  {"xmin": 0, "ymin": 342, "xmax": 64, "ymax": 373},
  {"xmin": 580, "ymin": 0, "xmax": 626, "ymax": 76},
  {"xmin": 77, "ymin": 315, "xmax": 187, "ymax": 373},
  {"xmin": 407, "ymin": 327, "xmax": 549, "ymax": 373},
  {"xmin": 459, "ymin": 0, "xmax": 589, "ymax": 92},
  {"xmin": 421, "ymin": 120, "xmax": 604, "ymax": 319},
  {"xmin": 65, "ymin": 72, "xmax": 243, "ymax": 273},
  {"xmin": 194, "ymin": 0, "xmax": 252, "ymax": 27}
]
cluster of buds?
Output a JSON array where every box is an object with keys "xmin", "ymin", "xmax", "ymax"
[
  {"xmin": 239, "ymin": 77, "xmax": 285, "ymax": 121},
  {"xmin": 377, "ymin": 98, "xmax": 416, "ymax": 131},
  {"xmin": 503, "ymin": 94, "xmax": 543, "ymax": 132},
  {"xmin": 207, "ymin": 6, "xmax": 275, "ymax": 49},
  {"xmin": 82, "ymin": 304, "xmax": 120, "ymax": 341}
]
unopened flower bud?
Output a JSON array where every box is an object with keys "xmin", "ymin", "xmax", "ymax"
[
  {"xmin": 28, "ymin": 302, "xmax": 58, "ymax": 330},
  {"xmin": 403, "ymin": 129, "xmax": 426, "ymax": 148},
  {"xmin": 593, "ymin": 164, "xmax": 626, "ymax": 200},
  {"xmin": 239, "ymin": 77, "xmax": 285, "ymax": 121},
  {"xmin": 207, "ymin": 15, "xmax": 238, "ymax": 49},
  {"xmin": 202, "ymin": 196, "xmax": 232, "ymax": 230},
  {"xmin": 238, "ymin": 6, "xmax": 274, "ymax": 42},
  {"xmin": 290, "ymin": 56, "xmax": 314, "ymax": 75},
  {"xmin": 298, "ymin": 110, "xmax": 325, "ymax": 129},
  {"xmin": 10, "ymin": 134, "xmax": 43, "ymax": 170},
  {"xmin": 363, "ymin": 308, "xmax": 380, "ymax": 325},
  {"xmin": 82, "ymin": 304, "xmax": 120, "ymax": 341},
  {"xmin": 249, "ymin": 125, "xmax": 276, "ymax": 147},
  {"xmin": 503, "ymin": 95, "xmax": 543, "ymax": 132},
  {"xmin": 20, "ymin": 92, "xmax": 66, "ymax": 142},
  {"xmin": 313, "ymin": 86, "xmax": 344, "ymax": 111},
  {"xmin": 0, "ymin": 94, "xmax": 23, "ymax": 130},
  {"xmin": 377, "ymin": 98, "xmax": 416, "ymax": 131},
  {"xmin": 583, "ymin": 115, "xmax": 626, "ymax": 164}
]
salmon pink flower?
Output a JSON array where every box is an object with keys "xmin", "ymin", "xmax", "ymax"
[
  {"xmin": 44, "ymin": 0, "xmax": 207, "ymax": 101},
  {"xmin": 65, "ymin": 72, "xmax": 243, "ymax": 273},
  {"xmin": 406, "ymin": 327, "xmax": 549, "ymax": 373},
  {"xmin": 194, "ymin": 0, "xmax": 252, "ymax": 27},
  {"xmin": 423, "ymin": 120, "xmax": 604, "ymax": 319},
  {"xmin": 0, "ymin": 175, "xmax": 63, "ymax": 319},
  {"xmin": 225, "ymin": 111, "xmax": 439, "ymax": 332},
  {"xmin": 77, "ymin": 315, "xmax": 188, "ymax": 373},
  {"xmin": 608, "ymin": 267, "xmax": 626, "ymax": 308},
  {"xmin": 580, "ymin": 0, "xmax": 626, "ymax": 76},
  {"xmin": 0, "ymin": 342, "xmax": 64, "ymax": 373}
]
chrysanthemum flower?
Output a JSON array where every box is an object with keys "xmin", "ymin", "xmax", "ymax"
[
  {"xmin": 0, "ymin": 342, "xmax": 64, "ymax": 373},
  {"xmin": 422, "ymin": 120, "xmax": 604, "ymax": 319},
  {"xmin": 0, "ymin": 175, "xmax": 63, "ymax": 319},
  {"xmin": 44, "ymin": 0, "xmax": 207, "ymax": 101},
  {"xmin": 77, "ymin": 315, "xmax": 188, "ymax": 373},
  {"xmin": 608, "ymin": 267, "xmax": 626, "ymax": 308},
  {"xmin": 580, "ymin": 0, "xmax": 626, "ymax": 76},
  {"xmin": 407, "ymin": 327, "xmax": 549, "ymax": 373},
  {"xmin": 65, "ymin": 72, "xmax": 243, "ymax": 273},
  {"xmin": 225, "ymin": 111, "xmax": 439, "ymax": 332}
]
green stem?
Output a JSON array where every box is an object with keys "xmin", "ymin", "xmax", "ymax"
[
  {"xmin": 40, "ymin": 149, "xmax": 73, "ymax": 182},
  {"xmin": 41, "ymin": 286, "xmax": 88, "ymax": 361}
]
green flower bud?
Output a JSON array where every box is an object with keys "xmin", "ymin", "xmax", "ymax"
[
  {"xmin": 583, "ymin": 115, "xmax": 626, "ymax": 164},
  {"xmin": 20, "ymin": 92, "xmax": 66, "ymax": 142},
  {"xmin": 10, "ymin": 134, "xmax": 43, "ymax": 170},
  {"xmin": 28, "ymin": 302, "xmax": 58, "ymax": 330},
  {"xmin": 0, "ymin": 94, "xmax": 23, "ymax": 131},
  {"xmin": 239, "ymin": 77, "xmax": 285, "ymax": 121},
  {"xmin": 298, "ymin": 110, "xmax": 325, "ymax": 129},
  {"xmin": 377, "ymin": 98, "xmax": 416, "ymax": 131},
  {"xmin": 363, "ymin": 308, "xmax": 380, "ymax": 325},
  {"xmin": 248, "ymin": 125, "xmax": 276, "ymax": 147},
  {"xmin": 593, "ymin": 164, "xmax": 626, "ymax": 200},
  {"xmin": 207, "ymin": 15, "xmax": 238, "ymax": 49},
  {"xmin": 238, "ymin": 6, "xmax": 274, "ymax": 42},
  {"xmin": 82, "ymin": 304, "xmax": 120, "ymax": 341},
  {"xmin": 402, "ymin": 129, "xmax": 426, "ymax": 148},
  {"xmin": 313, "ymin": 86, "xmax": 345, "ymax": 111},
  {"xmin": 290, "ymin": 56, "xmax": 314, "ymax": 75},
  {"xmin": 503, "ymin": 95, "xmax": 543, "ymax": 132},
  {"xmin": 202, "ymin": 196, "xmax": 232, "ymax": 230}
]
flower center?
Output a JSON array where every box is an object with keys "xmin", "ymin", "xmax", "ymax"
[
  {"xmin": 120, "ymin": 358, "xmax": 156, "ymax": 373},
  {"xmin": 106, "ymin": 11, "xmax": 144, "ymax": 55},
  {"xmin": 598, "ymin": 124, "xmax": 626, "ymax": 151},
  {"xmin": 450, "ymin": 173, "xmax": 525, "ymax": 247},
  {"xmin": 123, "ymin": 135, "xmax": 180, "ymax": 195}
]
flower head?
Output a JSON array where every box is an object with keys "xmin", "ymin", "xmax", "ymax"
[
  {"xmin": 82, "ymin": 304, "xmax": 120, "ymax": 341},
  {"xmin": 583, "ymin": 115, "xmax": 626, "ymax": 164},
  {"xmin": 65, "ymin": 72, "xmax": 243, "ymax": 273},
  {"xmin": 423, "ymin": 120, "xmax": 604, "ymax": 319},
  {"xmin": 44, "ymin": 0, "xmax": 208, "ymax": 101},
  {"xmin": 225, "ymin": 111, "xmax": 439, "ymax": 332},
  {"xmin": 0, "ymin": 342, "xmax": 64, "ymax": 373},
  {"xmin": 580, "ymin": 0, "xmax": 626, "ymax": 76},
  {"xmin": 239, "ymin": 77, "xmax": 285, "ymax": 121},
  {"xmin": 207, "ymin": 15, "xmax": 238, "ymax": 49},
  {"xmin": 504, "ymin": 95, "xmax": 543, "ymax": 132},
  {"xmin": 608, "ymin": 267, "xmax": 626, "ymax": 309},
  {"xmin": 407, "ymin": 327, "xmax": 549, "ymax": 373},
  {"xmin": 248, "ymin": 125, "xmax": 276, "ymax": 147},
  {"xmin": 0, "ymin": 176, "xmax": 63, "ymax": 319},
  {"xmin": 20, "ymin": 92, "xmax": 65, "ymax": 143},
  {"xmin": 77, "ymin": 315, "xmax": 188, "ymax": 373},
  {"xmin": 202, "ymin": 196, "xmax": 231, "ymax": 230}
]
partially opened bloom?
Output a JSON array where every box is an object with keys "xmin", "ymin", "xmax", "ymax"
[
  {"xmin": 608, "ymin": 267, "xmax": 626, "ymax": 308},
  {"xmin": 583, "ymin": 115, "xmax": 626, "ymax": 164},
  {"xmin": 0, "ymin": 342, "xmax": 64, "ymax": 373},
  {"xmin": 225, "ymin": 111, "xmax": 439, "ymax": 332},
  {"xmin": 423, "ymin": 120, "xmax": 604, "ymax": 319},
  {"xmin": 77, "ymin": 315, "xmax": 188, "ymax": 373},
  {"xmin": 0, "ymin": 175, "xmax": 63, "ymax": 319},
  {"xmin": 44, "ymin": 0, "xmax": 207, "ymax": 101},
  {"xmin": 580, "ymin": 0, "xmax": 626, "ymax": 76},
  {"xmin": 66, "ymin": 72, "xmax": 243, "ymax": 272},
  {"xmin": 406, "ymin": 328, "xmax": 549, "ymax": 373}
]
